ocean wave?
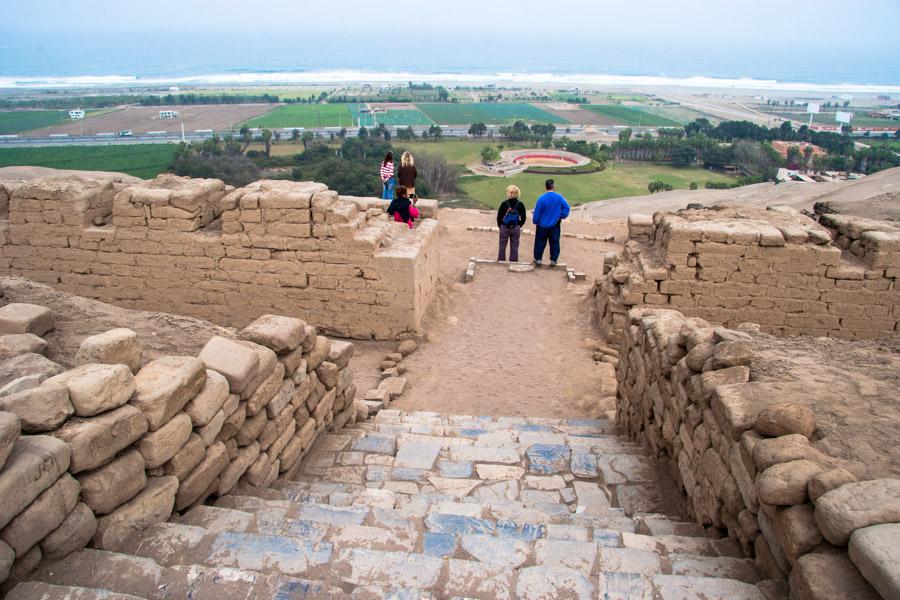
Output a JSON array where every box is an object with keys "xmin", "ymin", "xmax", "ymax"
[{"xmin": 1, "ymin": 71, "xmax": 898, "ymax": 94}]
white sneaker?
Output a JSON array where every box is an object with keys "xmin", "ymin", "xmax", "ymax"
[
  {"xmin": 533, "ymin": 259, "xmax": 542, "ymax": 266},
  {"xmin": 550, "ymin": 261, "xmax": 557, "ymax": 266}
]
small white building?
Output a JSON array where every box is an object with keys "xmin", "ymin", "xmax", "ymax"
[
  {"xmin": 69, "ymin": 109, "xmax": 85, "ymax": 119},
  {"xmin": 159, "ymin": 110, "xmax": 179, "ymax": 119}
]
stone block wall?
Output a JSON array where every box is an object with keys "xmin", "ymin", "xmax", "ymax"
[
  {"xmin": 0, "ymin": 303, "xmax": 361, "ymax": 587},
  {"xmin": 616, "ymin": 308, "xmax": 897, "ymax": 599},
  {"xmin": 0, "ymin": 174, "xmax": 439, "ymax": 340},
  {"xmin": 595, "ymin": 207, "xmax": 900, "ymax": 343}
]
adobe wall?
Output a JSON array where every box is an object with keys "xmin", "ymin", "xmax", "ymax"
[
  {"xmin": 595, "ymin": 207, "xmax": 900, "ymax": 343},
  {"xmin": 617, "ymin": 308, "xmax": 899, "ymax": 599},
  {"xmin": 0, "ymin": 174, "xmax": 440, "ymax": 340},
  {"xmin": 0, "ymin": 303, "xmax": 362, "ymax": 586}
]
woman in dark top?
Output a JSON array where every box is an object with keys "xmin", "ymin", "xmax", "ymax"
[
  {"xmin": 387, "ymin": 186, "xmax": 419, "ymax": 229},
  {"xmin": 397, "ymin": 151, "xmax": 417, "ymax": 197},
  {"xmin": 496, "ymin": 184, "xmax": 527, "ymax": 262}
]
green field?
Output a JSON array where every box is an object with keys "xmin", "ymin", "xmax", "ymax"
[
  {"xmin": 0, "ymin": 144, "xmax": 176, "ymax": 179},
  {"xmin": 0, "ymin": 111, "xmax": 70, "ymax": 134},
  {"xmin": 417, "ymin": 103, "xmax": 568, "ymax": 125},
  {"xmin": 583, "ymin": 105, "xmax": 683, "ymax": 127},
  {"xmin": 762, "ymin": 109, "xmax": 900, "ymax": 129},
  {"xmin": 349, "ymin": 105, "xmax": 433, "ymax": 127},
  {"xmin": 240, "ymin": 104, "xmax": 354, "ymax": 129},
  {"xmin": 459, "ymin": 163, "xmax": 737, "ymax": 209},
  {"xmin": 395, "ymin": 139, "xmax": 529, "ymax": 165}
]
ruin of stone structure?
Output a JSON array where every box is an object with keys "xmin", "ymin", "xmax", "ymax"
[
  {"xmin": 0, "ymin": 174, "xmax": 439, "ymax": 340},
  {"xmin": 0, "ymin": 170, "xmax": 897, "ymax": 600},
  {"xmin": 595, "ymin": 207, "xmax": 899, "ymax": 342}
]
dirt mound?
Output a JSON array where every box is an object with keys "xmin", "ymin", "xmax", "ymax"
[
  {"xmin": 0, "ymin": 166, "xmax": 141, "ymax": 183},
  {"xmin": 0, "ymin": 276, "xmax": 234, "ymax": 368},
  {"xmin": 570, "ymin": 166, "xmax": 900, "ymax": 222}
]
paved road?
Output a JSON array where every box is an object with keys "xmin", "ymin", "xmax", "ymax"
[{"xmin": 0, "ymin": 124, "xmax": 669, "ymax": 148}]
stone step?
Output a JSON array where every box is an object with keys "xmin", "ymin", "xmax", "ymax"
[
  {"xmin": 6, "ymin": 581, "xmax": 146, "ymax": 600},
  {"xmin": 598, "ymin": 547, "xmax": 759, "ymax": 584},
  {"xmin": 21, "ymin": 547, "xmax": 347, "ymax": 599},
  {"xmin": 599, "ymin": 572, "xmax": 767, "ymax": 600},
  {"xmin": 117, "ymin": 522, "xmax": 334, "ymax": 580}
]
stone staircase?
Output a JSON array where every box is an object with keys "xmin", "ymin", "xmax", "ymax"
[{"xmin": 9, "ymin": 411, "xmax": 771, "ymax": 600}]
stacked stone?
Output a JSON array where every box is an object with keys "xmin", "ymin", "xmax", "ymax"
[
  {"xmin": 359, "ymin": 340, "xmax": 418, "ymax": 419},
  {"xmin": 595, "ymin": 207, "xmax": 899, "ymax": 342},
  {"xmin": 111, "ymin": 174, "xmax": 227, "ymax": 232},
  {"xmin": 196, "ymin": 314, "xmax": 359, "ymax": 494},
  {"xmin": 617, "ymin": 308, "xmax": 895, "ymax": 599},
  {"xmin": 0, "ymin": 174, "xmax": 439, "ymax": 340},
  {"xmin": 0, "ymin": 304, "xmax": 364, "ymax": 588},
  {"xmin": 818, "ymin": 213, "xmax": 900, "ymax": 272}
]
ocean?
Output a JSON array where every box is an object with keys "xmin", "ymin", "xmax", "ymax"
[{"xmin": 1, "ymin": 31, "xmax": 898, "ymax": 94}]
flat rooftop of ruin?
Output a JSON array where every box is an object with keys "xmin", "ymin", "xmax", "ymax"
[{"xmin": 744, "ymin": 329, "xmax": 900, "ymax": 480}]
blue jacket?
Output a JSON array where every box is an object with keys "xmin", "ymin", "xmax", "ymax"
[{"xmin": 532, "ymin": 191, "xmax": 570, "ymax": 228}]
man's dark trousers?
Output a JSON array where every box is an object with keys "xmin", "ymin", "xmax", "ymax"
[{"xmin": 533, "ymin": 223, "xmax": 561, "ymax": 262}]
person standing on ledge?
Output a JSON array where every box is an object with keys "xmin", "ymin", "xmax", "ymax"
[
  {"xmin": 496, "ymin": 184, "xmax": 527, "ymax": 262},
  {"xmin": 380, "ymin": 151, "xmax": 395, "ymax": 199},
  {"xmin": 532, "ymin": 179, "xmax": 570, "ymax": 266},
  {"xmin": 397, "ymin": 151, "xmax": 417, "ymax": 198}
]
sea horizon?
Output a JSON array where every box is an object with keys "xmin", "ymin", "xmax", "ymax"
[
  {"xmin": 1, "ymin": 30, "xmax": 898, "ymax": 95},
  {"xmin": 2, "ymin": 70, "xmax": 899, "ymax": 96}
]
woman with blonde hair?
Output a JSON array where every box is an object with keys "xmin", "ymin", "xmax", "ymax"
[
  {"xmin": 496, "ymin": 184, "xmax": 526, "ymax": 261},
  {"xmin": 397, "ymin": 151, "xmax": 418, "ymax": 197}
]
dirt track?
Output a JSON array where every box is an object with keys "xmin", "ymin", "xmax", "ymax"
[{"xmin": 29, "ymin": 104, "xmax": 273, "ymax": 136}]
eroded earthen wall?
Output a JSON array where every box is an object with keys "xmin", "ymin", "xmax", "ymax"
[
  {"xmin": 0, "ymin": 174, "xmax": 439, "ymax": 340},
  {"xmin": 595, "ymin": 207, "xmax": 899, "ymax": 343}
]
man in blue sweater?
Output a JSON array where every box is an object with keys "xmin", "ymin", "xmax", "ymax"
[{"xmin": 531, "ymin": 179, "xmax": 570, "ymax": 266}]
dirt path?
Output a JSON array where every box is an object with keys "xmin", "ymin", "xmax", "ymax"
[{"xmin": 395, "ymin": 265, "xmax": 605, "ymax": 418}]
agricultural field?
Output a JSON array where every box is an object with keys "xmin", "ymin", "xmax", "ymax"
[
  {"xmin": 1, "ymin": 110, "xmax": 76, "ymax": 134},
  {"xmin": 240, "ymin": 104, "xmax": 353, "ymax": 129},
  {"xmin": 583, "ymin": 105, "xmax": 683, "ymax": 127},
  {"xmin": 758, "ymin": 109, "xmax": 900, "ymax": 129},
  {"xmin": 27, "ymin": 105, "xmax": 271, "ymax": 136},
  {"xmin": 184, "ymin": 86, "xmax": 334, "ymax": 100},
  {"xmin": 0, "ymin": 144, "xmax": 176, "ymax": 179},
  {"xmin": 459, "ymin": 163, "xmax": 737, "ymax": 209},
  {"xmin": 350, "ymin": 105, "xmax": 433, "ymax": 127},
  {"xmin": 417, "ymin": 103, "xmax": 568, "ymax": 125}
]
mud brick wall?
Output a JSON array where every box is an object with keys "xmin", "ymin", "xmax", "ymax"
[
  {"xmin": 617, "ymin": 308, "xmax": 896, "ymax": 599},
  {"xmin": 595, "ymin": 208, "xmax": 900, "ymax": 343},
  {"xmin": 0, "ymin": 306, "xmax": 361, "ymax": 588},
  {"xmin": 0, "ymin": 174, "xmax": 439, "ymax": 340}
]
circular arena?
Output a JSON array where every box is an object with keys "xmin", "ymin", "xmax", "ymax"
[{"xmin": 500, "ymin": 148, "xmax": 592, "ymax": 168}]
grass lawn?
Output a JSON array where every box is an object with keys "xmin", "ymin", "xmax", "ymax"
[
  {"xmin": 417, "ymin": 103, "xmax": 568, "ymax": 125},
  {"xmin": 459, "ymin": 163, "xmax": 737, "ymax": 209},
  {"xmin": 0, "ymin": 111, "xmax": 69, "ymax": 134},
  {"xmin": 394, "ymin": 139, "xmax": 530, "ymax": 165},
  {"xmin": 0, "ymin": 144, "xmax": 177, "ymax": 179},
  {"xmin": 583, "ymin": 105, "xmax": 682, "ymax": 127},
  {"xmin": 240, "ymin": 104, "xmax": 354, "ymax": 129}
]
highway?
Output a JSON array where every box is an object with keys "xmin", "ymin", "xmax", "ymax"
[{"xmin": 0, "ymin": 124, "xmax": 662, "ymax": 148}]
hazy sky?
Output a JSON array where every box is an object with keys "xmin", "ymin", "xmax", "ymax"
[{"xmin": 4, "ymin": 0, "xmax": 900, "ymax": 46}]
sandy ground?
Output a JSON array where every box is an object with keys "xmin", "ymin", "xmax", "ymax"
[
  {"xmin": 27, "ymin": 104, "xmax": 272, "ymax": 136},
  {"xmin": 751, "ymin": 333, "xmax": 900, "ymax": 480},
  {"xmin": 571, "ymin": 166, "xmax": 900, "ymax": 221},
  {"xmin": 373, "ymin": 208, "xmax": 621, "ymax": 418},
  {"xmin": 0, "ymin": 276, "xmax": 234, "ymax": 368}
]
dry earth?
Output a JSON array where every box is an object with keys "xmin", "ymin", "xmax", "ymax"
[
  {"xmin": 750, "ymin": 333, "xmax": 900, "ymax": 480},
  {"xmin": 28, "ymin": 104, "xmax": 272, "ymax": 136}
]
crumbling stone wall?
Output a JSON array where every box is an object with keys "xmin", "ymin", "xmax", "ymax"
[
  {"xmin": 0, "ymin": 174, "xmax": 439, "ymax": 340},
  {"xmin": 0, "ymin": 303, "xmax": 361, "ymax": 587},
  {"xmin": 595, "ymin": 207, "xmax": 899, "ymax": 342},
  {"xmin": 617, "ymin": 308, "xmax": 897, "ymax": 599}
]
